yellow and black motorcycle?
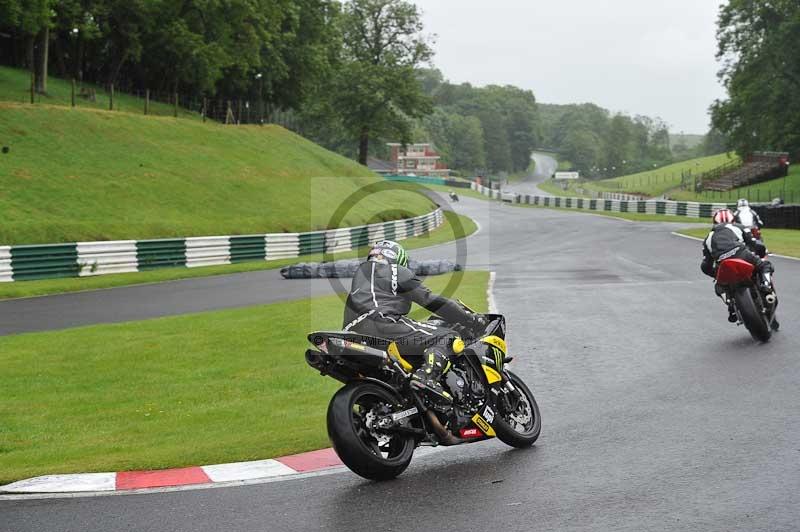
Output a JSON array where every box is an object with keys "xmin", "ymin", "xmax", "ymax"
[{"xmin": 305, "ymin": 302, "xmax": 541, "ymax": 480}]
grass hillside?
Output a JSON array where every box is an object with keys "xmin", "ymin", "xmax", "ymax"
[
  {"xmin": 0, "ymin": 103, "xmax": 435, "ymax": 245},
  {"xmin": 0, "ymin": 65, "xmax": 196, "ymax": 118},
  {"xmin": 539, "ymin": 153, "xmax": 737, "ymax": 198},
  {"xmin": 668, "ymin": 164, "xmax": 800, "ymax": 204}
]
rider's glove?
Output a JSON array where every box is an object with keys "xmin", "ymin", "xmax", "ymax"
[{"xmin": 469, "ymin": 314, "xmax": 488, "ymax": 329}]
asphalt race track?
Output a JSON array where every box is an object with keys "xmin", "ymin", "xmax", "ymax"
[
  {"xmin": 509, "ymin": 151, "xmax": 558, "ymax": 196},
  {"xmin": 2, "ymin": 197, "xmax": 799, "ymax": 532},
  {"xmin": 0, "ymin": 196, "xmax": 482, "ymax": 335}
]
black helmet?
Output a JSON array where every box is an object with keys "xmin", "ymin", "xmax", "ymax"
[{"xmin": 367, "ymin": 240, "xmax": 408, "ymax": 267}]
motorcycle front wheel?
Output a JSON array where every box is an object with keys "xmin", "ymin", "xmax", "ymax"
[
  {"xmin": 327, "ymin": 382, "xmax": 415, "ymax": 481},
  {"xmin": 733, "ymin": 286, "xmax": 771, "ymax": 342},
  {"xmin": 493, "ymin": 370, "xmax": 541, "ymax": 448}
]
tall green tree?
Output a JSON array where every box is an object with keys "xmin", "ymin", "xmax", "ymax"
[
  {"xmin": 332, "ymin": 0, "xmax": 434, "ymax": 165},
  {"xmin": 6, "ymin": 0, "xmax": 52, "ymax": 92},
  {"xmin": 711, "ymin": 0, "xmax": 800, "ymax": 158}
]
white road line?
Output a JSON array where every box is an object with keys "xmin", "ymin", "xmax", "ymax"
[
  {"xmin": 671, "ymin": 231, "xmax": 703, "ymax": 242},
  {"xmin": 671, "ymin": 231, "xmax": 800, "ymax": 262},
  {"xmin": 487, "ymin": 271, "xmax": 498, "ymax": 314}
]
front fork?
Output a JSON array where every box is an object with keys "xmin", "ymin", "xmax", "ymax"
[{"xmin": 495, "ymin": 370, "xmax": 521, "ymax": 415}]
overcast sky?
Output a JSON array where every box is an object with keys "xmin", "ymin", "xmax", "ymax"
[{"xmin": 413, "ymin": 0, "xmax": 727, "ymax": 133}]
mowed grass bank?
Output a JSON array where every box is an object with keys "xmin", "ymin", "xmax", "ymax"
[
  {"xmin": 668, "ymin": 165, "xmax": 800, "ymax": 204},
  {"xmin": 0, "ymin": 103, "xmax": 435, "ymax": 245},
  {"xmin": 0, "ymin": 65, "xmax": 197, "ymax": 118},
  {"xmin": 677, "ymin": 228, "xmax": 800, "ymax": 258},
  {"xmin": 538, "ymin": 153, "xmax": 736, "ymax": 198},
  {"xmin": 0, "ymin": 271, "xmax": 490, "ymax": 484},
  {"xmin": 0, "ymin": 211, "xmax": 478, "ymax": 300}
]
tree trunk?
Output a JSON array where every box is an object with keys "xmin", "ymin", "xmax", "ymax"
[
  {"xmin": 53, "ymin": 35, "xmax": 68, "ymax": 77},
  {"xmin": 25, "ymin": 33, "xmax": 35, "ymax": 73},
  {"xmin": 358, "ymin": 126, "xmax": 370, "ymax": 166},
  {"xmin": 107, "ymin": 48, "xmax": 128, "ymax": 87},
  {"xmin": 36, "ymin": 26, "xmax": 49, "ymax": 94},
  {"xmin": 75, "ymin": 34, "xmax": 84, "ymax": 83}
]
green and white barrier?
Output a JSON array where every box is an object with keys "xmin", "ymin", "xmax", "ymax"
[
  {"xmin": 0, "ymin": 209, "xmax": 444, "ymax": 283},
  {"xmin": 0, "ymin": 246, "xmax": 11, "ymax": 283},
  {"xmin": 471, "ymin": 183, "xmax": 737, "ymax": 219}
]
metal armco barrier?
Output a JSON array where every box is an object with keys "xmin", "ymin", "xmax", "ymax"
[
  {"xmin": 753, "ymin": 205, "xmax": 800, "ymax": 229},
  {"xmin": 382, "ymin": 175, "xmax": 473, "ymax": 189},
  {"xmin": 384, "ymin": 175, "xmax": 447, "ymax": 186},
  {"xmin": 472, "ymin": 182, "xmax": 737, "ymax": 219},
  {"xmin": 0, "ymin": 209, "xmax": 444, "ymax": 283},
  {"xmin": 475, "ymin": 180, "xmax": 800, "ymax": 229}
]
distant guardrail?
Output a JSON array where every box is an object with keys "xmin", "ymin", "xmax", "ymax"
[
  {"xmin": 383, "ymin": 175, "xmax": 473, "ymax": 189},
  {"xmin": 471, "ymin": 182, "xmax": 737, "ymax": 218},
  {"xmin": 0, "ymin": 209, "xmax": 443, "ymax": 283}
]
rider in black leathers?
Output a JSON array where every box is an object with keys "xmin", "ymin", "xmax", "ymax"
[
  {"xmin": 343, "ymin": 240, "xmax": 482, "ymax": 403},
  {"xmin": 701, "ymin": 209, "xmax": 775, "ymax": 324}
]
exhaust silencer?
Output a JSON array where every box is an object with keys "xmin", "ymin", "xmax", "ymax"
[
  {"xmin": 765, "ymin": 293, "xmax": 777, "ymax": 305},
  {"xmin": 425, "ymin": 410, "xmax": 464, "ymax": 446}
]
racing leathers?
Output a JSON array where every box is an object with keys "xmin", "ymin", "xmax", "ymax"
[
  {"xmin": 342, "ymin": 259, "xmax": 477, "ymax": 403},
  {"xmin": 734, "ymin": 205, "xmax": 764, "ymax": 229},
  {"xmin": 700, "ymin": 222, "xmax": 772, "ymax": 279}
]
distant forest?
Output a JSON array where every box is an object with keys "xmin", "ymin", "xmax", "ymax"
[{"xmin": 1, "ymin": 0, "xmax": 753, "ymax": 178}]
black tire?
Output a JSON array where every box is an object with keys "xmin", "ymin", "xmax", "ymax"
[
  {"xmin": 327, "ymin": 382, "xmax": 414, "ymax": 481},
  {"xmin": 493, "ymin": 370, "xmax": 541, "ymax": 448},
  {"xmin": 733, "ymin": 286, "xmax": 771, "ymax": 342}
]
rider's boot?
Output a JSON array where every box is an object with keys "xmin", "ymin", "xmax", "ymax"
[
  {"xmin": 727, "ymin": 303, "xmax": 737, "ymax": 323},
  {"xmin": 410, "ymin": 347, "xmax": 453, "ymax": 405}
]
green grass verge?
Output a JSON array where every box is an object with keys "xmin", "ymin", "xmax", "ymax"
[
  {"xmin": 536, "ymin": 179, "xmax": 569, "ymax": 196},
  {"xmin": 511, "ymin": 203, "xmax": 707, "ymax": 224},
  {"xmin": 0, "ymin": 65, "xmax": 198, "ymax": 118},
  {"xmin": 0, "ymin": 103, "xmax": 434, "ymax": 245},
  {"xmin": 506, "ymin": 159, "xmax": 538, "ymax": 183},
  {"xmin": 0, "ymin": 271, "xmax": 489, "ymax": 484},
  {"xmin": 0, "ymin": 212, "xmax": 477, "ymax": 300},
  {"xmin": 667, "ymin": 165, "xmax": 800, "ymax": 204},
  {"xmin": 677, "ymin": 228, "xmax": 800, "ymax": 258},
  {"xmin": 557, "ymin": 160, "xmax": 573, "ymax": 171}
]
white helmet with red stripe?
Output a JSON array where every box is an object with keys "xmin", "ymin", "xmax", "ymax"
[{"xmin": 712, "ymin": 209, "xmax": 735, "ymax": 225}]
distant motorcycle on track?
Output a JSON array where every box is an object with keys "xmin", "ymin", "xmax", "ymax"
[{"xmin": 305, "ymin": 302, "xmax": 541, "ymax": 480}]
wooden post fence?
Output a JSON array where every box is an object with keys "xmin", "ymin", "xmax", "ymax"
[
  {"xmin": 144, "ymin": 89, "xmax": 150, "ymax": 115},
  {"xmin": 109, "ymin": 83, "xmax": 114, "ymax": 111},
  {"xmin": 71, "ymin": 79, "xmax": 76, "ymax": 107}
]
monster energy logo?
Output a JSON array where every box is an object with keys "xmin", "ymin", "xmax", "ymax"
[{"xmin": 491, "ymin": 346, "xmax": 504, "ymax": 371}]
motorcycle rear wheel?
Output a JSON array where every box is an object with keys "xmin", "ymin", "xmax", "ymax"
[
  {"xmin": 733, "ymin": 286, "xmax": 771, "ymax": 342},
  {"xmin": 327, "ymin": 382, "xmax": 414, "ymax": 481},
  {"xmin": 493, "ymin": 370, "xmax": 541, "ymax": 448}
]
